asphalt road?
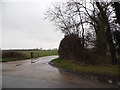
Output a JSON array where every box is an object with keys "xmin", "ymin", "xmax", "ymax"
[{"xmin": 2, "ymin": 56, "xmax": 117, "ymax": 88}]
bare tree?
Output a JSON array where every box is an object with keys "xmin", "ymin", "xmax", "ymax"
[
  {"xmin": 46, "ymin": 0, "xmax": 118, "ymax": 65},
  {"xmin": 46, "ymin": 0, "xmax": 88, "ymax": 48},
  {"xmin": 73, "ymin": 0, "xmax": 118, "ymax": 65},
  {"xmin": 46, "ymin": 2, "xmax": 79, "ymax": 36},
  {"xmin": 95, "ymin": 2, "xmax": 117, "ymax": 65}
]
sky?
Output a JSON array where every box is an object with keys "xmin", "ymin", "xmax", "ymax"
[{"xmin": 1, "ymin": 0, "xmax": 66, "ymax": 50}]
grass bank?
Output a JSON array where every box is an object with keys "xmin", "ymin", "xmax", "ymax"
[
  {"xmin": 1, "ymin": 50, "xmax": 58, "ymax": 62},
  {"xmin": 50, "ymin": 58, "xmax": 119, "ymax": 82}
]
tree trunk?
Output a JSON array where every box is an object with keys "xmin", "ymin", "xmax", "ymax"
[
  {"xmin": 95, "ymin": 22, "xmax": 108, "ymax": 57},
  {"xmin": 96, "ymin": 2, "xmax": 117, "ymax": 65}
]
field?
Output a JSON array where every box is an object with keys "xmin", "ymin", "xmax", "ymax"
[
  {"xmin": 21, "ymin": 50, "xmax": 58, "ymax": 58},
  {"xmin": 1, "ymin": 50, "xmax": 58, "ymax": 62}
]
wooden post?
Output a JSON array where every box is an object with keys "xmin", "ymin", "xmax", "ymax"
[{"xmin": 31, "ymin": 52, "xmax": 33, "ymax": 58}]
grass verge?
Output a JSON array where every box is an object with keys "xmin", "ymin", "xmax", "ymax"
[{"xmin": 50, "ymin": 58, "xmax": 119, "ymax": 78}]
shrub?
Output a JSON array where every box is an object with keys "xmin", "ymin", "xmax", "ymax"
[
  {"xmin": 58, "ymin": 34, "xmax": 82, "ymax": 60},
  {"xmin": 58, "ymin": 34, "xmax": 97, "ymax": 64}
]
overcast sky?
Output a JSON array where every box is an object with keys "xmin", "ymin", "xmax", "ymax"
[{"xmin": 1, "ymin": 0, "xmax": 66, "ymax": 50}]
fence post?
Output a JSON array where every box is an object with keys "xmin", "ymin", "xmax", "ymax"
[{"xmin": 31, "ymin": 52, "xmax": 33, "ymax": 58}]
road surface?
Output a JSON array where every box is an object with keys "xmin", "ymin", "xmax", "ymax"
[{"xmin": 2, "ymin": 56, "xmax": 117, "ymax": 88}]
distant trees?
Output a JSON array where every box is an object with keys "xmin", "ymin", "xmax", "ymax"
[{"xmin": 46, "ymin": 0, "xmax": 119, "ymax": 65}]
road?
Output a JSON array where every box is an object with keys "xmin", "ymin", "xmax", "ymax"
[{"xmin": 2, "ymin": 56, "xmax": 117, "ymax": 88}]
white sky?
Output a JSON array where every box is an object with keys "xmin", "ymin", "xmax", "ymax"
[
  {"xmin": 1, "ymin": 0, "xmax": 67, "ymax": 50},
  {"xmin": 1, "ymin": 0, "xmax": 109, "ymax": 50}
]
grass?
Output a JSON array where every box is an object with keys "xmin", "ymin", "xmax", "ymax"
[
  {"xmin": 51, "ymin": 58, "xmax": 119, "ymax": 77},
  {"xmin": 2, "ymin": 50, "xmax": 58, "ymax": 62},
  {"xmin": 21, "ymin": 50, "xmax": 58, "ymax": 58}
]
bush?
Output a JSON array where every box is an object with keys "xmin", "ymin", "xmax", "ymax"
[
  {"xmin": 58, "ymin": 34, "xmax": 97, "ymax": 64},
  {"xmin": 58, "ymin": 34, "xmax": 82, "ymax": 60}
]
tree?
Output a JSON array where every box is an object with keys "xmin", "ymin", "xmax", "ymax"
[
  {"xmin": 95, "ymin": 2, "xmax": 117, "ymax": 65},
  {"xmin": 76, "ymin": 1, "xmax": 118, "ymax": 65},
  {"xmin": 46, "ymin": 1, "xmax": 88, "ymax": 48},
  {"xmin": 112, "ymin": 2, "xmax": 120, "ymax": 25},
  {"xmin": 69, "ymin": 1, "xmax": 109, "ymax": 61},
  {"xmin": 46, "ymin": 0, "xmax": 118, "ymax": 65},
  {"xmin": 46, "ymin": 3, "xmax": 79, "ymax": 36}
]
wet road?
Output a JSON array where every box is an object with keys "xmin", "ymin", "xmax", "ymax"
[{"xmin": 2, "ymin": 56, "xmax": 116, "ymax": 88}]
